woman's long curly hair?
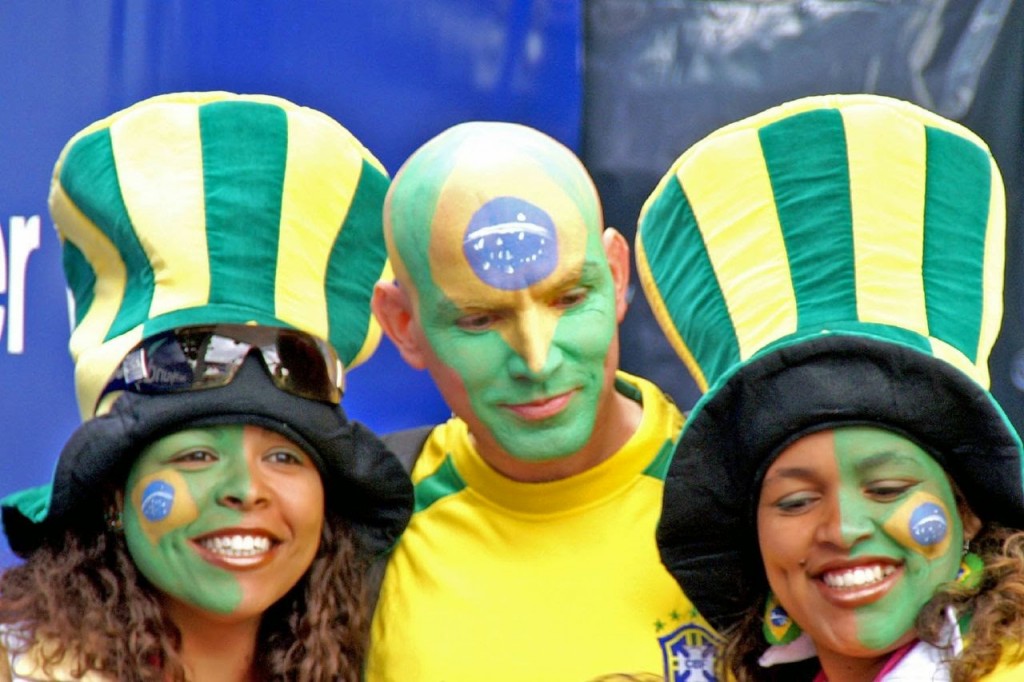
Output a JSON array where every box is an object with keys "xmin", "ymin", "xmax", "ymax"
[
  {"xmin": 918, "ymin": 523, "xmax": 1024, "ymax": 681},
  {"xmin": 716, "ymin": 524, "xmax": 1024, "ymax": 682},
  {"xmin": 0, "ymin": 504, "xmax": 372, "ymax": 682}
]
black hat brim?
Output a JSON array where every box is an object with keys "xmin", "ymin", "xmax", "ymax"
[
  {"xmin": 4, "ymin": 357, "xmax": 412, "ymax": 558},
  {"xmin": 656, "ymin": 335, "xmax": 1024, "ymax": 632}
]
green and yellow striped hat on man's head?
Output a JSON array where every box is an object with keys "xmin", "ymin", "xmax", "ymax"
[
  {"xmin": 52, "ymin": 91, "xmax": 390, "ymax": 419},
  {"xmin": 639, "ymin": 93, "xmax": 1024, "ymax": 632}
]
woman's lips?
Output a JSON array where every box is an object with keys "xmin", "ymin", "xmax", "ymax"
[{"xmin": 503, "ymin": 390, "xmax": 575, "ymax": 421}]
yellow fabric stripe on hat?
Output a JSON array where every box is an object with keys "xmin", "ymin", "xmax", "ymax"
[
  {"xmin": 49, "ymin": 185, "xmax": 133, "ymax": 419},
  {"xmin": 843, "ymin": 102, "xmax": 928, "ymax": 335},
  {"xmin": 275, "ymin": 103, "xmax": 390, "ymax": 370},
  {"xmin": 276, "ymin": 103, "xmax": 363, "ymax": 342},
  {"xmin": 677, "ymin": 125, "xmax": 797, "ymax": 366},
  {"xmin": 975, "ymin": 157, "xmax": 1008, "ymax": 387},
  {"xmin": 49, "ymin": 185, "xmax": 126, "ymax": 363},
  {"xmin": 112, "ymin": 100, "xmax": 210, "ymax": 321}
]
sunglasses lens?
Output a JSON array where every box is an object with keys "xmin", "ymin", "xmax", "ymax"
[
  {"xmin": 139, "ymin": 332, "xmax": 224, "ymax": 388},
  {"xmin": 191, "ymin": 334, "xmax": 252, "ymax": 388},
  {"xmin": 261, "ymin": 333, "xmax": 342, "ymax": 403},
  {"xmin": 101, "ymin": 325, "xmax": 343, "ymax": 406}
]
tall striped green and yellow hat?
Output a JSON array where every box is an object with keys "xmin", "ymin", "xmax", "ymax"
[
  {"xmin": 51, "ymin": 91, "xmax": 390, "ymax": 419},
  {"xmin": 1, "ymin": 92, "xmax": 414, "ymax": 558},
  {"xmin": 638, "ymin": 94, "xmax": 1024, "ymax": 631}
]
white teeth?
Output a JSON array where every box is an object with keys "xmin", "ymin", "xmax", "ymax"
[
  {"xmin": 200, "ymin": 534, "xmax": 271, "ymax": 557},
  {"xmin": 822, "ymin": 564, "xmax": 896, "ymax": 589}
]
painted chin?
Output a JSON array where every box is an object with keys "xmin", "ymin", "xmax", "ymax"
[
  {"xmin": 814, "ymin": 561, "xmax": 904, "ymax": 609},
  {"xmin": 191, "ymin": 530, "xmax": 281, "ymax": 571},
  {"xmin": 501, "ymin": 389, "xmax": 576, "ymax": 422}
]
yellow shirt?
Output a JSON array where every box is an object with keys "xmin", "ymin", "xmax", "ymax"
[{"xmin": 367, "ymin": 372, "xmax": 723, "ymax": 682}]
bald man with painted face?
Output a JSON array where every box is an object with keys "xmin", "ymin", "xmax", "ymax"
[{"xmin": 366, "ymin": 122, "xmax": 721, "ymax": 681}]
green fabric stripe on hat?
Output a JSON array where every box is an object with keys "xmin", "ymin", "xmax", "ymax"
[
  {"xmin": 200, "ymin": 100, "xmax": 287, "ymax": 312},
  {"xmin": 923, "ymin": 126, "xmax": 991, "ymax": 363},
  {"xmin": 59, "ymin": 129, "xmax": 154, "ymax": 340},
  {"xmin": 758, "ymin": 108, "xmax": 857, "ymax": 330},
  {"xmin": 326, "ymin": 158, "xmax": 390, "ymax": 363},
  {"xmin": 770, "ymin": 320, "xmax": 934, "ymax": 357},
  {"xmin": 62, "ymin": 241, "xmax": 95, "ymax": 327},
  {"xmin": 637, "ymin": 175, "xmax": 740, "ymax": 385},
  {"xmin": 140, "ymin": 307, "xmax": 287, "ymax": 337}
]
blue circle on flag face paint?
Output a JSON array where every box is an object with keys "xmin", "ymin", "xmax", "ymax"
[
  {"xmin": 463, "ymin": 196, "xmax": 559, "ymax": 290},
  {"xmin": 769, "ymin": 606, "xmax": 789, "ymax": 628},
  {"xmin": 908, "ymin": 501, "xmax": 948, "ymax": 546},
  {"xmin": 141, "ymin": 480, "xmax": 175, "ymax": 522}
]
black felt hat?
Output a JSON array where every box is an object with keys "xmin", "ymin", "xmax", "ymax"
[{"xmin": 3, "ymin": 356, "xmax": 412, "ymax": 557}]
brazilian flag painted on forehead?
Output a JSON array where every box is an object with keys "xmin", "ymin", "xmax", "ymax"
[{"xmin": 49, "ymin": 92, "xmax": 392, "ymax": 419}]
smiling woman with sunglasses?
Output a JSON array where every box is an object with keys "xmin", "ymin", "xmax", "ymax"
[{"xmin": 0, "ymin": 93, "xmax": 412, "ymax": 682}]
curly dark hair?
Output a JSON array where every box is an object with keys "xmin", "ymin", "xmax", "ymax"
[
  {"xmin": 0, "ymin": 507, "xmax": 371, "ymax": 681},
  {"xmin": 716, "ymin": 524, "xmax": 1024, "ymax": 682},
  {"xmin": 917, "ymin": 524, "xmax": 1024, "ymax": 682}
]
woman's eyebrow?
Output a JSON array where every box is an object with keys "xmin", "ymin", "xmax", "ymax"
[
  {"xmin": 762, "ymin": 466, "xmax": 818, "ymax": 484},
  {"xmin": 852, "ymin": 451, "xmax": 925, "ymax": 475}
]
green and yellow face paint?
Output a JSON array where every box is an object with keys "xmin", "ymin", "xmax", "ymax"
[
  {"xmin": 122, "ymin": 424, "xmax": 324, "ymax": 618},
  {"xmin": 832, "ymin": 428, "xmax": 962, "ymax": 650},
  {"xmin": 386, "ymin": 122, "xmax": 619, "ymax": 461},
  {"xmin": 758, "ymin": 426, "xmax": 965, "ymax": 658}
]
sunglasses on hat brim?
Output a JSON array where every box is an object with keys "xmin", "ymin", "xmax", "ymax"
[{"xmin": 97, "ymin": 324, "xmax": 344, "ymax": 410}]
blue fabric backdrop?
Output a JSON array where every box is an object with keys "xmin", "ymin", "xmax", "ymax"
[{"xmin": 0, "ymin": 1, "xmax": 582, "ymax": 566}]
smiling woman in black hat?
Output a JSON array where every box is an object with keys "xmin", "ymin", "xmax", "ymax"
[
  {"xmin": 0, "ymin": 92, "xmax": 412, "ymax": 682},
  {"xmin": 638, "ymin": 94, "xmax": 1024, "ymax": 681}
]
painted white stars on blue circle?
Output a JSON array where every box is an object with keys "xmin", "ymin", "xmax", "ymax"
[
  {"xmin": 463, "ymin": 196, "xmax": 558, "ymax": 290},
  {"xmin": 141, "ymin": 479, "xmax": 175, "ymax": 522},
  {"xmin": 908, "ymin": 501, "xmax": 948, "ymax": 547}
]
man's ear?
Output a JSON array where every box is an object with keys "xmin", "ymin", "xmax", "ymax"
[
  {"xmin": 372, "ymin": 280, "xmax": 429, "ymax": 370},
  {"xmin": 602, "ymin": 227, "xmax": 631, "ymax": 323}
]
